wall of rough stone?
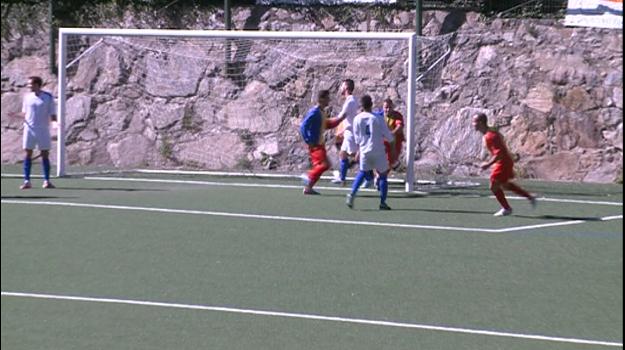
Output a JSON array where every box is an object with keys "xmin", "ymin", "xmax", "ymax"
[{"xmin": 1, "ymin": 5, "xmax": 622, "ymax": 182}]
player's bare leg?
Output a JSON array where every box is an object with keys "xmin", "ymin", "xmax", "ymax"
[
  {"xmin": 491, "ymin": 180, "xmax": 512, "ymax": 216},
  {"xmin": 503, "ymin": 181, "xmax": 536, "ymax": 209}
]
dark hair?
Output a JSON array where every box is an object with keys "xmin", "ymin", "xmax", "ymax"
[
  {"xmin": 360, "ymin": 95, "xmax": 373, "ymax": 111},
  {"xmin": 28, "ymin": 76, "xmax": 43, "ymax": 87},
  {"xmin": 474, "ymin": 112, "xmax": 488, "ymax": 125},
  {"xmin": 383, "ymin": 98, "xmax": 394, "ymax": 106},
  {"xmin": 317, "ymin": 89, "xmax": 330, "ymax": 101},
  {"xmin": 343, "ymin": 79, "xmax": 354, "ymax": 93}
]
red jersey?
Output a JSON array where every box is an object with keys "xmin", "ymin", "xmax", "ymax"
[
  {"xmin": 484, "ymin": 128, "xmax": 513, "ymax": 167},
  {"xmin": 384, "ymin": 110, "xmax": 404, "ymax": 142}
]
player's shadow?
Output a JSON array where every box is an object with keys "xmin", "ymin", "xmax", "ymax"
[
  {"xmin": 52, "ymin": 187, "xmax": 166, "ymax": 192},
  {"xmin": 514, "ymin": 214, "xmax": 603, "ymax": 221},
  {"xmin": 359, "ymin": 207, "xmax": 494, "ymax": 214},
  {"xmin": 1, "ymin": 195, "xmax": 78, "ymax": 200}
]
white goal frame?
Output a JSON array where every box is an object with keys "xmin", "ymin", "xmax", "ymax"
[{"xmin": 57, "ymin": 28, "xmax": 419, "ymax": 192}]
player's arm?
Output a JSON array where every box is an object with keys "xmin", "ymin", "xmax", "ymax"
[
  {"xmin": 481, "ymin": 152, "xmax": 503, "ymax": 170},
  {"xmin": 50, "ymin": 97, "xmax": 57, "ymax": 122},
  {"xmin": 325, "ymin": 116, "xmax": 344, "ymax": 129},
  {"xmin": 353, "ymin": 119, "xmax": 363, "ymax": 145},
  {"xmin": 379, "ymin": 116, "xmax": 395, "ymax": 142},
  {"xmin": 391, "ymin": 113, "xmax": 404, "ymax": 136}
]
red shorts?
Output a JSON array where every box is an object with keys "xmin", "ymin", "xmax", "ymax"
[
  {"xmin": 309, "ymin": 145, "xmax": 328, "ymax": 168},
  {"xmin": 384, "ymin": 140, "xmax": 403, "ymax": 166},
  {"xmin": 490, "ymin": 164, "xmax": 514, "ymax": 184}
]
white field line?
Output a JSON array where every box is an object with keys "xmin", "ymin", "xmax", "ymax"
[
  {"xmin": 0, "ymin": 200, "xmax": 498, "ymax": 233},
  {"xmin": 83, "ymin": 176, "xmax": 422, "ymax": 194},
  {"xmin": 135, "ymin": 168, "xmax": 410, "ymax": 183},
  {"xmin": 496, "ymin": 215, "xmax": 623, "ymax": 233},
  {"xmin": 88, "ymin": 177, "xmax": 623, "ymax": 206},
  {"xmin": 3, "ymin": 172, "xmax": 621, "ymax": 207},
  {"xmin": 499, "ymin": 196, "xmax": 623, "ymax": 207},
  {"xmin": 1, "ymin": 291, "xmax": 622, "ymax": 348},
  {"xmin": 1, "ymin": 200, "xmax": 621, "ymax": 234}
]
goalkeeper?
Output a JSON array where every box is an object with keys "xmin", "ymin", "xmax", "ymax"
[
  {"xmin": 382, "ymin": 98, "xmax": 404, "ymax": 170},
  {"xmin": 299, "ymin": 90, "xmax": 347, "ymax": 195}
]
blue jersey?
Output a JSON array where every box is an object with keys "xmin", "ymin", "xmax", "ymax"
[{"xmin": 300, "ymin": 106, "xmax": 326, "ymax": 146}]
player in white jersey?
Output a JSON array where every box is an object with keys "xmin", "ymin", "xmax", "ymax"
[
  {"xmin": 332, "ymin": 79, "xmax": 359, "ymax": 185},
  {"xmin": 346, "ymin": 95, "xmax": 394, "ymax": 210},
  {"xmin": 10, "ymin": 76, "xmax": 57, "ymax": 189}
]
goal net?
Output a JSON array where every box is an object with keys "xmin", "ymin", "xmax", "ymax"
[{"xmin": 57, "ymin": 28, "xmax": 452, "ymax": 191}]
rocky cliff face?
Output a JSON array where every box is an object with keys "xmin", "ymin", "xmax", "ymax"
[{"xmin": 1, "ymin": 5, "xmax": 622, "ymax": 182}]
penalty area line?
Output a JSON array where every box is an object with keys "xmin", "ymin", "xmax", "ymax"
[
  {"xmin": 0, "ymin": 199, "xmax": 497, "ymax": 233},
  {"xmin": 1, "ymin": 291, "xmax": 622, "ymax": 348},
  {"xmin": 1, "ymin": 199, "xmax": 619, "ymax": 234}
]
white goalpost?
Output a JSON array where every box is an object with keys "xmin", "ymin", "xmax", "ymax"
[{"xmin": 57, "ymin": 28, "xmax": 449, "ymax": 192}]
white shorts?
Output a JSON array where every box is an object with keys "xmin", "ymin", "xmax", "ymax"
[
  {"xmin": 359, "ymin": 152, "xmax": 389, "ymax": 173},
  {"xmin": 340, "ymin": 129, "xmax": 358, "ymax": 155},
  {"xmin": 23, "ymin": 127, "xmax": 51, "ymax": 151}
]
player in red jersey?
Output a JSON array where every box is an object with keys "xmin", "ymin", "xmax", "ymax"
[
  {"xmin": 382, "ymin": 98, "xmax": 404, "ymax": 170},
  {"xmin": 300, "ymin": 90, "xmax": 347, "ymax": 194},
  {"xmin": 473, "ymin": 113, "xmax": 536, "ymax": 216}
]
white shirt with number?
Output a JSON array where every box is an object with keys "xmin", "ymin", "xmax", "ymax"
[{"xmin": 353, "ymin": 111, "xmax": 394, "ymax": 172}]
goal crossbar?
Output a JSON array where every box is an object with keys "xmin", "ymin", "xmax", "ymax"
[{"xmin": 57, "ymin": 28, "xmax": 419, "ymax": 192}]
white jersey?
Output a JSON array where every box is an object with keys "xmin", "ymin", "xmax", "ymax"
[
  {"xmin": 353, "ymin": 111, "xmax": 394, "ymax": 156},
  {"xmin": 23, "ymin": 91, "xmax": 55, "ymax": 130},
  {"xmin": 338, "ymin": 95, "xmax": 359, "ymax": 131}
]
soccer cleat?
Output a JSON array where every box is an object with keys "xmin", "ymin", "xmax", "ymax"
[
  {"xmin": 493, "ymin": 208, "xmax": 512, "ymax": 217},
  {"xmin": 346, "ymin": 193, "xmax": 354, "ymax": 209},
  {"xmin": 20, "ymin": 181, "xmax": 32, "ymax": 190},
  {"xmin": 299, "ymin": 173, "xmax": 310, "ymax": 186},
  {"xmin": 42, "ymin": 181, "xmax": 55, "ymax": 189},
  {"xmin": 529, "ymin": 196, "xmax": 537, "ymax": 209},
  {"xmin": 303, "ymin": 188, "xmax": 320, "ymax": 195},
  {"xmin": 379, "ymin": 202, "xmax": 392, "ymax": 210}
]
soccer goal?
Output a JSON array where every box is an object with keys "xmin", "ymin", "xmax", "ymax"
[{"xmin": 57, "ymin": 28, "xmax": 451, "ymax": 192}]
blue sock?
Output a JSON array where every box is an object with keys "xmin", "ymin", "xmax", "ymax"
[
  {"xmin": 42, "ymin": 158, "xmax": 51, "ymax": 181},
  {"xmin": 351, "ymin": 171, "xmax": 366, "ymax": 196},
  {"xmin": 379, "ymin": 175, "xmax": 389, "ymax": 204},
  {"xmin": 23, "ymin": 157, "xmax": 32, "ymax": 182},
  {"xmin": 339, "ymin": 158, "xmax": 350, "ymax": 181}
]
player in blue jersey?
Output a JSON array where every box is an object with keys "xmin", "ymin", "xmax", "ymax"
[{"xmin": 300, "ymin": 90, "xmax": 348, "ymax": 194}]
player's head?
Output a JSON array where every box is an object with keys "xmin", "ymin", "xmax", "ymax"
[
  {"xmin": 317, "ymin": 89, "xmax": 330, "ymax": 108},
  {"xmin": 28, "ymin": 76, "xmax": 43, "ymax": 92},
  {"xmin": 340, "ymin": 79, "xmax": 355, "ymax": 96},
  {"xmin": 472, "ymin": 113, "xmax": 488, "ymax": 133},
  {"xmin": 383, "ymin": 98, "xmax": 394, "ymax": 116},
  {"xmin": 360, "ymin": 95, "xmax": 373, "ymax": 112}
]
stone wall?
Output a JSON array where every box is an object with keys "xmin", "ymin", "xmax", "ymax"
[{"xmin": 1, "ymin": 5, "xmax": 622, "ymax": 182}]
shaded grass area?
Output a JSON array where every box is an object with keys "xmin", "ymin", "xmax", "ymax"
[{"xmin": 1, "ymin": 174, "xmax": 622, "ymax": 350}]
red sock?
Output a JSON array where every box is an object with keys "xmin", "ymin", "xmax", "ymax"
[
  {"xmin": 505, "ymin": 183, "xmax": 532, "ymax": 199},
  {"xmin": 493, "ymin": 189, "xmax": 511, "ymax": 210}
]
